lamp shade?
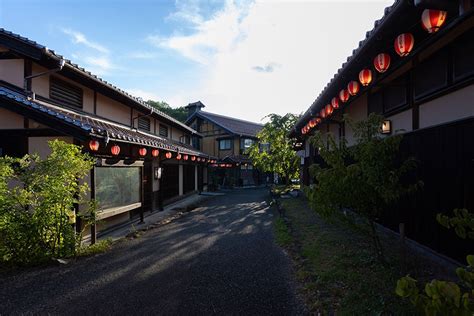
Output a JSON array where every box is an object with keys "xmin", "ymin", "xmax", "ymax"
[
  {"xmin": 374, "ymin": 53, "xmax": 391, "ymax": 73},
  {"xmin": 339, "ymin": 89, "xmax": 350, "ymax": 103},
  {"xmin": 359, "ymin": 69, "xmax": 372, "ymax": 86},
  {"xmin": 89, "ymin": 140, "xmax": 99, "ymax": 151},
  {"xmin": 331, "ymin": 97, "xmax": 339, "ymax": 109},
  {"xmin": 138, "ymin": 148, "xmax": 147, "ymax": 156},
  {"xmin": 152, "ymin": 149, "xmax": 159, "ymax": 157},
  {"xmin": 347, "ymin": 81, "xmax": 360, "ymax": 96},
  {"xmin": 394, "ymin": 33, "xmax": 414, "ymax": 57},
  {"xmin": 165, "ymin": 152, "xmax": 172, "ymax": 159},
  {"xmin": 421, "ymin": 9, "xmax": 447, "ymax": 33},
  {"xmin": 111, "ymin": 144, "xmax": 120, "ymax": 156}
]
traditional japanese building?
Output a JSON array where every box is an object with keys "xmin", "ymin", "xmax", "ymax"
[
  {"xmin": 291, "ymin": 0, "xmax": 474, "ymax": 260},
  {"xmin": 185, "ymin": 101, "xmax": 267, "ymax": 187},
  {"xmin": 0, "ymin": 28, "xmax": 215, "ymax": 241}
]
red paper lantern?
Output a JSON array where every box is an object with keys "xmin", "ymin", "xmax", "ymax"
[
  {"xmin": 89, "ymin": 140, "xmax": 99, "ymax": 151},
  {"xmin": 347, "ymin": 81, "xmax": 360, "ymax": 96},
  {"xmin": 325, "ymin": 104, "xmax": 333, "ymax": 116},
  {"xmin": 152, "ymin": 149, "xmax": 159, "ymax": 157},
  {"xmin": 165, "ymin": 152, "xmax": 172, "ymax": 159},
  {"xmin": 331, "ymin": 97, "xmax": 339, "ymax": 109},
  {"xmin": 320, "ymin": 108, "xmax": 326, "ymax": 119},
  {"xmin": 374, "ymin": 53, "xmax": 391, "ymax": 73},
  {"xmin": 421, "ymin": 9, "xmax": 447, "ymax": 34},
  {"xmin": 111, "ymin": 144, "xmax": 120, "ymax": 156},
  {"xmin": 176, "ymin": 154, "xmax": 182, "ymax": 160},
  {"xmin": 309, "ymin": 119, "xmax": 316, "ymax": 128},
  {"xmin": 183, "ymin": 154, "xmax": 189, "ymax": 161},
  {"xmin": 315, "ymin": 118, "xmax": 321, "ymax": 124},
  {"xmin": 394, "ymin": 33, "xmax": 414, "ymax": 57},
  {"xmin": 138, "ymin": 147, "xmax": 147, "ymax": 156},
  {"xmin": 359, "ymin": 69, "xmax": 372, "ymax": 86},
  {"xmin": 191, "ymin": 156, "xmax": 196, "ymax": 161},
  {"xmin": 339, "ymin": 89, "xmax": 349, "ymax": 103}
]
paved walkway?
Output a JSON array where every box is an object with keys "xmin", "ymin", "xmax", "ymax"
[{"xmin": 0, "ymin": 188, "xmax": 304, "ymax": 315}]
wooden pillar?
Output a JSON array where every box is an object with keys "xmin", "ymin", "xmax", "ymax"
[
  {"xmin": 179, "ymin": 164, "xmax": 184, "ymax": 196},
  {"xmin": 90, "ymin": 166, "xmax": 96, "ymax": 245},
  {"xmin": 194, "ymin": 165, "xmax": 198, "ymax": 191}
]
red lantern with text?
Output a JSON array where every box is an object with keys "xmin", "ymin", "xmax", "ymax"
[
  {"xmin": 89, "ymin": 140, "xmax": 99, "ymax": 151},
  {"xmin": 331, "ymin": 97, "xmax": 339, "ymax": 109},
  {"xmin": 394, "ymin": 33, "xmax": 414, "ymax": 57},
  {"xmin": 152, "ymin": 149, "xmax": 159, "ymax": 157},
  {"xmin": 309, "ymin": 119, "xmax": 316, "ymax": 128},
  {"xmin": 183, "ymin": 154, "xmax": 189, "ymax": 161},
  {"xmin": 374, "ymin": 53, "xmax": 391, "ymax": 73},
  {"xmin": 111, "ymin": 144, "xmax": 120, "ymax": 156},
  {"xmin": 421, "ymin": 9, "xmax": 447, "ymax": 33},
  {"xmin": 359, "ymin": 69, "xmax": 372, "ymax": 86},
  {"xmin": 325, "ymin": 104, "xmax": 333, "ymax": 116},
  {"xmin": 347, "ymin": 81, "xmax": 360, "ymax": 96},
  {"xmin": 165, "ymin": 152, "xmax": 172, "ymax": 159},
  {"xmin": 138, "ymin": 148, "xmax": 147, "ymax": 157},
  {"xmin": 191, "ymin": 156, "xmax": 196, "ymax": 161},
  {"xmin": 176, "ymin": 154, "xmax": 182, "ymax": 160},
  {"xmin": 339, "ymin": 89, "xmax": 349, "ymax": 103},
  {"xmin": 320, "ymin": 108, "xmax": 326, "ymax": 119}
]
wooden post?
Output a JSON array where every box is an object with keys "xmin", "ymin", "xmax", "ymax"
[
  {"xmin": 90, "ymin": 166, "xmax": 96, "ymax": 245},
  {"xmin": 140, "ymin": 164, "xmax": 145, "ymax": 223}
]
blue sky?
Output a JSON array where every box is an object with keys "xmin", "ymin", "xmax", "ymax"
[{"xmin": 0, "ymin": 0, "xmax": 393, "ymax": 122}]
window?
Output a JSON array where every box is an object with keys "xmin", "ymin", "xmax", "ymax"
[
  {"xmin": 179, "ymin": 135, "xmax": 190, "ymax": 144},
  {"xmin": 50, "ymin": 77, "xmax": 83, "ymax": 109},
  {"xmin": 138, "ymin": 117, "xmax": 150, "ymax": 132},
  {"xmin": 159, "ymin": 125, "xmax": 168, "ymax": 137},
  {"xmin": 219, "ymin": 139, "xmax": 232, "ymax": 150},
  {"xmin": 414, "ymin": 50, "xmax": 448, "ymax": 100},
  {"xmin": 95, "ymin": 167, "xmax": 141, "ymax": 210},
  {"xmin": 240, "ymin": 138, "xmax": 254, "ymax": 149},
  {"xmin": 383, "ymin": 75, "xmax": 408, "ymax": 112},
  {"xmin": 453, "ymin": 29, "xmax": 474, "ymax": 82}
]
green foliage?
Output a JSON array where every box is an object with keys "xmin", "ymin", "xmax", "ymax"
[
  {"xmin": 248, "ymin": 113, "xmax": 300, "ymax": 184},
  {"xmin": 273, "ymin": 217, "xmax": 292, "ymax": 246},
  {"xmin": 396, "ymin": 209, "xmax": 474, "ymax": 315},
  {"xmin": 305, "ymin": 113, "xmax": 420, "ymax": 260},
  {"xmin": 0, "ymin": 140, "xmax": 95, "ymax": 266},
  {"xmin": 76, "ymin": 238, "xmax": 113, "ymax": 257},
  {"xmin": 146, "ymin": 100, "xmax": 188, "ymax": 122}
]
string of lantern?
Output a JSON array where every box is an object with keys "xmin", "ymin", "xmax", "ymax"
[{"xmin": 301, "ymin": 8, "xmax": 447, "ymax": 136}]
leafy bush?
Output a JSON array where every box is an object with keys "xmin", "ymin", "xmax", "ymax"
[
  {"xmin": 396, "ymin": 209, "xmax": 474, "ymax": 315},
  {"xmin": 305, "ymin": 113, "xmax": 420, "ymax": 261},
  {"xmin": 0, "ymin": 140, "xmax": 95, "ymax": 266}
]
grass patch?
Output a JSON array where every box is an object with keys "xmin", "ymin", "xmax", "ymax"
[
  {"xmin": 271, "ymin": 184, "xmax": 300, "ymax": 196},
  {"xmin": 273, "ymin": 217, "xmax": 293, "ymax": 247},
  {"xmin": 275, "ymin": 197, "xmax": 413, "ymax": 314},
  {"xmin": 76, "ymin": 238, "xmax": 113, "ymax": 257}
]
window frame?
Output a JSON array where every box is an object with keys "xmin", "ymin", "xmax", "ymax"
[
  {"xmin": 159, "ymin": 124, "xmax": 169, "ymax": 138},
  {"xmin": 219, "ymin": 139, "xmax": 232, "ymax": 151}
]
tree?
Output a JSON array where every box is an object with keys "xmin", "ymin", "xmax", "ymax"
[
  {"xmin": 0, "ymin": 140, "xmax": 95, "ymax": 265},
  {"xmin": 306, "ymin": 113, "xmax": 420, "ymax": 261},
  {"xmin": 147, "ymin": 100, "xmax": 188, "ymax": 123},
  {"xmin": 248, "ymin": 113, "xmax": 300, "ymax": 185}
]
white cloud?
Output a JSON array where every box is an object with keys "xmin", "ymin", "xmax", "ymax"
[
  {"xmin": 126, "ymin": 88, "xmax": 162, "ymax": 102},
  {"xmin": 62, "ymin": 28, "xmax": 109, "ymax": 53},
  {"xmin": 148, "ymin": 0, "xmax": 394, "ymax": 122}
]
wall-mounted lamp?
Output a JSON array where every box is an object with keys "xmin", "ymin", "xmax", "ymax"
[
  {"xmin": 381, "ymin": 120, "xmax": 392, "ymax": 134},
  {"xmin": 154, "ymin": 167, "xmax": 163, "ymax": 180}
]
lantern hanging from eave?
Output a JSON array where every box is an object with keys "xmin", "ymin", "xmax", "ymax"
[
  {"xmin": 331, "ymin": 97, "xmax": 339, "ymax": 109},
  {"xmin": 347, "ymin": 81, "xmax": 360, "ymax": 96},
  {"xmin": 152, "ymin": 149, "xmax": 159, "ymax": 157},
  {"xmin": 138, "ymin": 147, "xmax": 147, "ymax": 157},
  {"xmin": 191, "ymin": 156, "xmax": 196, "ymax": 161},
  {"xmin": 394, "ymin": 33, "xmax": 414, "ymax": 57},
  {"xmin": 301, "ymin": 127, "xmax": 306, "ymax": 135},
  {"xmin": 421, "ymin": 9, "xmax": 447, "ymax": 34},
  {"xmin": 325, "ymin": 104, "xmax": 333, "ymax": 116},
  {"xmin": 183, "ymin": 154, "xmax": 189, "ymax": 161},
  {"xmin": 111, "ymin": 144, "xmax": 120, "ymax": 156},
  {"xmin": 339, "ymin": 89, "xmax": 349, "ymax": 103},
  {"xmin": 176, "ymin": 153, "xmax": 182, "ymax": 160},
  {"xmin": 165, "ymin": 152, "xmax": 172, "ymax": 159},
  {"xmin": 374, "ymin": 53, "xmax": 391, "ymax": 73},
  {"xmin": 309, "ymin": 119, "xmax": 316, "ymax": 128},
  {"xmin": 359, "ymin": 69, "xmax": 372, "ymax": 86},
  {"xmin": 320, "ymin": 108, "xmax": 326, "ymax": 119},
  {"xmin": 89, "ymin": 140, "xmax": 99, "ymax": 151}
]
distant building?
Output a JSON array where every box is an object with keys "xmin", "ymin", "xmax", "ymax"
[
  {"xmin": 291, "ymin": 1, "xmax": 474, "ymax": 261},
  {"xmin": 185, "ymin": 101, "xmax": 268, "ymax": 187},
  {"xmin": 0, "ymin": 28, "xmax": 214, "ymax": 241}
]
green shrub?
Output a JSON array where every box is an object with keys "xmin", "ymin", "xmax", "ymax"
[{"xmin": 0, "ymin": 140, "xmax": 95, "ymax": 266}]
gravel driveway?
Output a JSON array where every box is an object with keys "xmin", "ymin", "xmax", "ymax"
[{"xmin": 0, "ymin": 188, "xmax": 305, "ymax": 315}]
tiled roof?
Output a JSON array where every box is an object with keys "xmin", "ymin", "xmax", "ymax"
[
  {"xmin": 221, "ymin": 155, "xmax": 252, "ymax": 163},
  {"xmin": 0, "ymin": 28, "xmax": 198, "ymax": 135},
  {"xmin": 0, "ymin": 86, "xmax": 208, "ymax": 157},
  {"xmin": 189, "ymin": 111, "xmax": 263, "ymax": 137}
]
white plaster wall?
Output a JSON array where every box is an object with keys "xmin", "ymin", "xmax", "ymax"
[
  {"xmin": 28, "ymin": 136, "xmax": 73, "ymax": 159},
  {"xmin": 0, "ymin": 108, "xmax": 24, "ymax": 129},
  {"xmin": 96, "ymin": 94, "xmax": 131, "ymax": 126},
  {"xmin": 344, "ymin": 94, "xmax": 368, "ymax": 146},
  {"xmin": 419, "ymin": 84, "xmax": 474, "ymax": 129},
  {"xmin": 388, "ymin": 109, "xmax": 412, "ymax": 134},
  {"xmin": 0, "ymin": 59, "xmax": 24, "ymax": 87}
]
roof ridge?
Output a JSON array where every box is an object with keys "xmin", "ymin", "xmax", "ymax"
[{"xmin": 200, "ymin": 110, "xmax": 264, "ymax": 126}]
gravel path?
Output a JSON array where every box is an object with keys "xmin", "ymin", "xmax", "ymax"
[{"xmin": 0, "ymin": 188, "xmax": 305, "ymax": 315}]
